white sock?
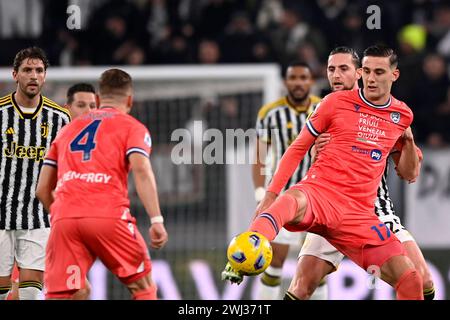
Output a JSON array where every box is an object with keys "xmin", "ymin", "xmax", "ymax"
[
  {"xmin": 309, "ymin": 280, "xmax": 328, "ymax": 300},
  {"xmin": 19, "ymin": 287, "xmax": 42, "ymax": 300},
  {"xmin": 256, "ymin": 266, "xmax": 283, "ymax": 300},
  {"xmin": 0, "ymin": 292, "xmax": 9, "ymax": 300}
]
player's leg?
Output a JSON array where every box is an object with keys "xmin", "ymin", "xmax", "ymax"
[
  {"xmin": 126, "ymin": 273, "xmax": 157, "ymax": 300},
  {"xmin": 45, "ymin": 220, "xmax": 94, "ymax": 300},
  {"xmin": 16, "ymin": 228, "xmax": 49, "ymax": 300},
  {"xmin": 257, "ymin": 228, "xmax": 306, "ymax": 299},
  {"xmin": 0, "ymin": 276, "xmax": 12, "ymax": 300},
  {"xmin": 71, "ymin": 278, "xmax": 91, "ymax": 300},
  {"xmin": 250, "ymin": 189, "xmax": 309, "ymax": 241},
  {"xmin": 256, "ymin": 240, "xmax": 290, "ymax": 300},
  {"xmin": 285, "ymin": 233, "xmax": 342, "ymax": 300},
  {"xmin": 381, "ymin": 214, "xmax": 435, "ymax": 299},
  {"xmin": 402, "ymin": 240, "xmax": 434, "ymax": 299},
  {"xmin": 0, "ymin": 230, "xmax": 15, "ymax": 300},
  {"xmin": 285, "ymin": 255, "xmax": 333, "ymax": 300},
  {"xmin": 362, "ymin": 240, "xmax": 423, "ymax": 300},
  {"xmin": 90, "ymin": 217, "xmax": 157, "ymax": 300}
]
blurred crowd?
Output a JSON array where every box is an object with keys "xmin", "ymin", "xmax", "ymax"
[{"xmin": 0, "ymin": 0, "xmax": 449, "ymax": 146}]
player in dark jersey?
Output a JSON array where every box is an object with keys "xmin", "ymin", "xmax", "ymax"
[{"xmin": 0, "ymin": 47, "xmax": 70, "ymax": 300}]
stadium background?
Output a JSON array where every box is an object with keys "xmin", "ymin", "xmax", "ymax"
[{"xmin": 0, "ymin": 0, "xmax": 449, "ymax": 300}]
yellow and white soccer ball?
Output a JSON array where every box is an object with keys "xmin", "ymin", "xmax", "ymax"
[{"xmin": 227, "ymin": 231, "xmax": 273, "ymax": 276}]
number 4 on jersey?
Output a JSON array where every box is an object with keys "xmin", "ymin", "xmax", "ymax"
[{"xmin": 70, "ymin": 120, "xmax": 101, "ymax": 161}]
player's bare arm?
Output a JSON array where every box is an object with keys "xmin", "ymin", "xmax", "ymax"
[
  {"xmin": 391, "ymin": 127, "xmax": 421, "ymax": 182},
  {"xmin": 36, "ymin": 165, "xmax": 57, "ymax": 212},
  {"xmin": 129, "ymin": 153, "xmax": 168, "ymax": 249},
  {"xmin": 252, "ymin": 137, "xmax": 269, "ymax": 202}
]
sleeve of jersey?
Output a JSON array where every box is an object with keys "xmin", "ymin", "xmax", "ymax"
[
  {"xmin": 126, "ymin": 125, "xmax": 152, "ymax": 159},
  {"xmin": 266, "ymin": 99, "xmax": 332, "ymax": 194},
  {"xmin": 43, "ymin": 142, "xmax": 58, "ymax": 168}
]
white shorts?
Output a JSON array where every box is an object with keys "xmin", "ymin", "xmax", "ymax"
[
  {"xmin": 298, "ymin": 214, "xmax": 415, "ymax": 270},
  {"xmin": 298, "ymin": 233, "xmax": 344, "ymax": 269},
  {"xmin": 377, "ymin": 214, "xmax": 414, "ymax": 243},
  {"xmin": 272, "ymin": 227, "xmax": 306, "ymax": 246},
  {"xmin": 0, "ymin": 228, "xmax": 50, "ymax": 276}
]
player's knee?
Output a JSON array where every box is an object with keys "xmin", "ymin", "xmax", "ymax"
[{"xmin": 395, "ymin": 269, "xmax": 423, "ymax": 300}]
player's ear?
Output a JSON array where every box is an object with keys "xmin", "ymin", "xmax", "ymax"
[
  {"xmin": 356, "ymin": 68, "xmax": 362, "ymax": 79},
  {"xmin": 127, "ymin": 95, "xmax": 133, "ymax": 113},
  {"xmin": 95, "ymin": 94, "xmax": 100, "ymax": 107},
  {"xmin": 12, "ymin": 70, "xmax": 18, "ymax": 83},
  {"xmin": 392, "ymin": 68, "xmax": 400, "ymax": 82}
]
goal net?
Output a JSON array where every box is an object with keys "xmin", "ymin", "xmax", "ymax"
[{"xmin": 0, "ymin": 64, "xmax": 281, "ymax": 299}]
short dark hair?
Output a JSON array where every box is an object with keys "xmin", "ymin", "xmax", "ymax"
[
  {"xmin": 282, "ymin": 60, "xmax": 312, "ymax": 78},
  {"xmin": 363, "ymin": 44, "xmax": 398, "ymax": 68},
  {"xmin": 98, "ymin": 68, "xmax": 132, "ymax": 97},
  {"xmin": 67, "ymin": 83, "xmax": 96, "ymax": 104},
  {"xmin": 13, "ymin": 47, "xmax": 49, "ymax": 72},
  {"xmin": 329, "ymin": 46, "xmax": 360, "ymax": 68}
]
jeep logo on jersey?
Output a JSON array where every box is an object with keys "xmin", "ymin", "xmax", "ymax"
[
  {"xmin": 370, "ymin": 149, "xmax": 382, "ymax": 161},
  {"xmin": 390, "ymin": 112, "xmax": 400, "ymax": 123},
  {"xmin": 3, "ymin": 141, "xmax": 46, "ymax": 162},
  {"xmin": 144, "ymin": 133, "xmax": 152, "ymax": 148}
]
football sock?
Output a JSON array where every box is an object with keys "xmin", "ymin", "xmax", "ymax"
[
  {"xmin": 395, "ymin": 269, "xmax": 423, "ymax": 300},
  {"xmin": 249, "ymin": 193, "xmax": 298, "ymax": 241},
  {"xmin": 256, "ymin": 266, "xmax": 282, "ymax": 300},
  {"xmin": 0, "ymin": 285, "xmax": 11, "ymax": 300},
  {"xmin": 423, "ymin": 286, "xmax": 435, "ymax": 300},
  {"xmin": 18, "ymin": 281, "xmax": 43, "ymax": 300},
  {"xmin": 310, "ymin": 278, "xmax": 328, "ymax": 300},
  {"xmin": 132, "ymin": 285, "xmax": 157, "ymax": 300},
  {"xmin": 284, "ymin": 291, "xmax": 300, "ymax": 300}
]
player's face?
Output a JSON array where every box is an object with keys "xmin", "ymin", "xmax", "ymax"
[
  {"xmin": 327, "ymin": 53, "xmax": 360, "ymax": 91},
  {"xmin": 67, "ymin": 92, "xmax": 97, "ymax": 119},
  {"xmin": 284, "ymin": 66, "xmax": 313, "ymax": 104},
  {"xmin": 361, "ymin": 56, "xmax": 399, "ymax": 103},
  {"xmin": 13, "ymin": 58, "xmax": 46, "ymax": 99}
]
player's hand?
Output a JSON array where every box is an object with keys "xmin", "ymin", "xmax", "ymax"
[
  {"xmin": 221, "ymin": 262, "xmax": 244, "ymax": 285},
  {"xmin": 254, "ymin": 191, "xmax": 277, "ymax": 218},
  {"xmin": 149, "ymin": 223, "xmax": 168, "ymax": 249},
  {"xmin": 401, "ymin": 127, "xmax": 414, "ymax": 142},
  {"xmin": 315, "ymin": 133, "xmax": 331, "ymax": 153}
]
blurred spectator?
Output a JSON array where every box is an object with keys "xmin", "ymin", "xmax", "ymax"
[
  {"xmin": 392, "ymin": 24, "xmax": 427, "ymax": 102},
  {"xmin": 220, "ymin": 11, "xmax": 257, "ymax": 63},
  {"xmin": 197, "ymin": 39, "xmax": 221, "ymax": 64},
  {"xmin": 256, "ymin": 0, "xmax": 284, "ymax": 31},
  {"xmin": 427, "ymin": 4, "xmax": 450, "ymax": 59},
  {"xmin": 195, "ymin": 0, "xmax": 234, "ymax": 40},
  {"xmin": 269, "ymin": 8, "xmax": 327, "ymax": 66},
  {"xmin": 411, "ymin": 53, "xmax": 450, "ymax": 145}
]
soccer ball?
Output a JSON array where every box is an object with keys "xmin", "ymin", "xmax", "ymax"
[{"xmin": 227, "ymin": 231, "xmax": 272, "ymax": 276}]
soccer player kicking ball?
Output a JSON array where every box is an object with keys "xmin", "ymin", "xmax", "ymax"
[
  {"xmin": 223, "ymin": 45, "xmax": 423, "ymax": 300},
  {"xmin": 36, "ymin": 69, "xmax": 168, "ymax": 299},
  {"xmin": 285, "ymin": 47, "xmax": 434, "ymax": 300}
]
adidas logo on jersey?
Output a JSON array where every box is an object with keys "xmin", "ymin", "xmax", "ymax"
[{"xmin": 5, "ymin": 127, "xmax": 15, "ymax": 135}]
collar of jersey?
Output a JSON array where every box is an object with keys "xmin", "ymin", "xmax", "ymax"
[
  {"xmin": 358, "ymin": 89, "xmax": 392, "ymax": 109},
  {"xmin": 284, "ymin": 96, "xmax": 310, "ymax": 113},
  {"xmin": 11, "ymin": 92, "xmax": 43, "ymax": 119}
]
